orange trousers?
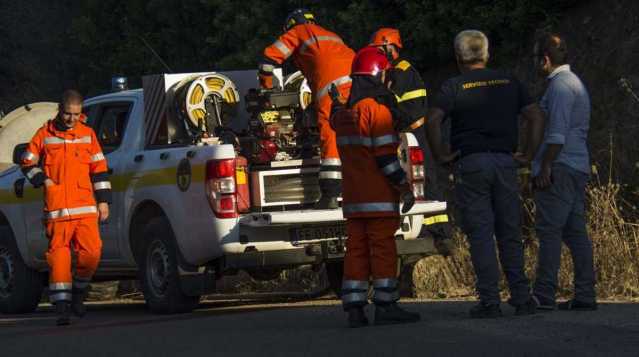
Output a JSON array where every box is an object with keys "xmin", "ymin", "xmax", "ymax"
[
  {"xmin": 316, "ymin": 82, "xmax": 351, "ymax": 161},
  {"xmin": 46, "ymin": 217, "xmax": 102, "ymax": 285},
  {"xmin": 343, "ymin": 216, "xmax": 400, "ymax": 281}
]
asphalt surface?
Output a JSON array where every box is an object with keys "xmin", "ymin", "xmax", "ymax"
[{"xmin": 1, "ymin": 298, "xmax": 638, "ymax": 357}]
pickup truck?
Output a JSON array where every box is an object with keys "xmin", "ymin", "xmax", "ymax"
[{"xmin": 0, "ymin": 70, "xmax": 446, "ymax": 314}]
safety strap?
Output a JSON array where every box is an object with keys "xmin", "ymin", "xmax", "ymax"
[{"xmin": 424, "ymin": 214, "xmax": 449, "ymax": 225}]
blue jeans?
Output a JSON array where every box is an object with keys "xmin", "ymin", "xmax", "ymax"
[
  {"xmin": 454, "ymin": 153, "xmax": 530, "ymax": 305},
  {"xmin": 533, "ymin": 163, "xmax": 596, "ymax": 303}
]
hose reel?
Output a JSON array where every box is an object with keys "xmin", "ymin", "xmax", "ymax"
[
  {"xmin": 171, "ymin": 73, "xmax": 240, "ymax": 138},
  {"xmin": 283, "ymin": 71, "xmax": 313, "ymax": 110}
]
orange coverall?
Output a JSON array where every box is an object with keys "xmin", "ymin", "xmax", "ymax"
[
  {"xmin": 21, "ymin": 119, "xmax": 111, "ymax": 303},
  {"xmin": 332, "ymin": 96, "xmax": 406, "ymax": 308},
  {"xmin": 260, "ymin": 23, "xmax": 355, "ymax": 195}
]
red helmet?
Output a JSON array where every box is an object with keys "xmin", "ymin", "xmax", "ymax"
[
  {"xmin": 351, "ymin": 46, "xmax": 390, "ymax": 76},
  {"xmin": 369, "ymin": 28, "xmax": 403, "ymax": 49}
]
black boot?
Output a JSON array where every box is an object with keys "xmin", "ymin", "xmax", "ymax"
[
  {"xmin": 71, "ymin": 287, "xmax": 89, "ymax": 317},
  {"xmin": 374, "ymin": 303, "xmax": 421, "ymax": 325},
  {"xmin": 469, "ymin": 302, "xmax": 503, "ymax": 319},
  {"xmin": 55, "ymin": 302, "xmax": 72, "ymax": 326},
  {"xmin": 346, "ymin": 307, "xmax": 369, "ymax": 328}
]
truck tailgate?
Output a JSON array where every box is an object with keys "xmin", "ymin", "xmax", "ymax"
[{"xmin": 239, "ymin": 201, "xmax": 446, "ymax": 227}]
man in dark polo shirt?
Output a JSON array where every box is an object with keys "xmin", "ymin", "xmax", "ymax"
[{"xmin": 425, "ymin": 30, "xmax": 545, "ymax": 318}]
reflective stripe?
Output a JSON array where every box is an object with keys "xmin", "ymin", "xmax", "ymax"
[
  {"xmin": 424, "ymin": 214, "xmax": 449, "ymax": 225},
  {"xmin": 319, "ymin": 171, "xmax": 342, "ymax": 179},
  {"xmin": 396, "ymin": 89, "xmax": 427, "ymax": 103},
  {"xmin": 373, "ymin": 278, "xmax": 398, "ymax": 289},
  {"xmin": 25, "ymin": 167, "xmax": 43, "ymax": 179},
  {"xmin": 299, "ymin": 35, "xmax": 344, "ymax": 54},
  {"xmin": 343, "ymin": 202, "xmax": 399, "ymax": 214},
  {"xmin": 372, "ymin": 134, "xmax": 399, "ymax": 147},
  {"xmin": 273, "ymin": 40, "xmax": 291, "ymax": 58},
  {"xmin": 73, "ymin": 279, "xmax": 91, "ymax": 289},
  {"xmin": 373, "ymin": 290, "xmax": 400, "ymax": 302},
  {"xmin": 259, "ymin": 63, "xmax": 275, "ymax": 72},
  {"xmin": 93, "ymin": 181, "xmax": 112, "ymax": 190},
  {"xmin": 50, "ymin": 282, "xmax": 72, "ymax": 291},
  {"xmin": 336, "ymin": 135, "xmax": 373, "ymax": 147},
  {"xmin": 342, "ymin": 280, "xmax": 369, "ymax": 291},
  {"xmin": 409, "ymin": 117, "xmax": 426, "ymax": 130},
  {"xmin": 342, "ymin": 292, "xmax": 368, "ymax": 304},
  {"xmin": 50, "ymin": 292, "xmax": 72, "ymax": 302},
  {"xmin": 381, "ymin": 161, "xmax": 402, "ymax": 175},
  {"xmin": 91, "ymin": 153, "xmax": 105, "ymax": 162},
  {"xmin": 21, "ymin": 151, "xmax": 38, "ymax": 162},
  {"xmin": 47, "ymin": 205, "xmax": 97, "ymax": 220},
  {"xmin": 316, "ymin": 75, "xmax": 352, "ymax": 101},
  {"xmin": 44, "ymin": 136, "xmax": 92, "ymax": 145},
  {"xmin": 320, "ymin": 158, "xmax": 342, "ymax": 166}
]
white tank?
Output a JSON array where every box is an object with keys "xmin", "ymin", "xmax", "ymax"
[{"xmin": 0, "ymin": 102, "xmax": 57, "ymax": 165}]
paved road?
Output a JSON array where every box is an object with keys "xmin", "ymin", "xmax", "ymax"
[{"xmin": 1, "ymin": 299, "xmax": 638, "ymax": 356}]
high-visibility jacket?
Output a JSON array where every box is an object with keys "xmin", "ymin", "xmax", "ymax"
[
  {"xmin": 259, "ymin": 23, "xmax": 355, "ymax": 104},
  {"xmin": 333, "ymin": 97, "xmax": 406, "ymax": 218},
  {"xmin": 21, "ymin": 119, "xmax": 112, "ymax": 221},
  {"xmin": 388, "ymin": 57, "xmax": 428, "ymax": 131}
]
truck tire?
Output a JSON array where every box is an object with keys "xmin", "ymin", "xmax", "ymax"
[
  {"xmin": 325, "ymin": 261, "xmax": 344, "ymax": 297},
  {"xmin": 0, "ymin": 226, "xmax": 45, "ymax": 314},
  {"xmin": 138, "ymin": 218, "xmax": 200, "ymax": 314}
]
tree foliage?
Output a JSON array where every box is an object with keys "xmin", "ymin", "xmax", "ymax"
[{"xmin": 1, "ymin": 0, "xmax": 574, "ymax": 108}]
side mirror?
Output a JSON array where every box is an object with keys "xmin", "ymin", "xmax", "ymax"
[{"xmin": 12, "ymin": 143, "xmax": 28, "ymax": 165}]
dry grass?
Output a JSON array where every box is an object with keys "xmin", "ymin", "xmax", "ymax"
[{"xmin": 411, "ymin": 176, "xmax": 639, "ymax": 301}]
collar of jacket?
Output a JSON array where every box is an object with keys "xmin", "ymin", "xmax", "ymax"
[{"xmin": 347, "ymin": 75, "xmax": 396, "ymax": 108}]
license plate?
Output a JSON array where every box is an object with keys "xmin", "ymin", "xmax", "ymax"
[{"xmin": 290, "ymin": 224, "xmax": 347, "ymax": 242}]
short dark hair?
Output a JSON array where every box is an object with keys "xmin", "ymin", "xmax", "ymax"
[
  {"xmin": 60, "ymin": 89, "xmax": 83, "ymax": 107},
  {"xmin": 536, "ymin": 33, "xmax": 568, "ymax": 65}
]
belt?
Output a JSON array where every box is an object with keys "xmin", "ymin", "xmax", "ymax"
[{"xmin": 460, "ymin": 149, "xmax": 512, "ymax": 159}]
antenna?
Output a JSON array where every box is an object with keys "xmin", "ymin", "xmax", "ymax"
[{"xmin": 137, "ymin": 35, "xmax": 173, "ymax": 73}]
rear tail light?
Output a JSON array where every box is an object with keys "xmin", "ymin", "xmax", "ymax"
[
  {"xmin": 408, "ymin": 147, "xmax": 425, "ymax": 200},
  {"xmin": 409, "ymin": 147, "xmax": 424, "ymax": 165},
  {"xmin": 206, "ymin": 158, "xmax": 238, "ymax": 218}
]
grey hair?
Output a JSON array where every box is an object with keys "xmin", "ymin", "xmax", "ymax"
[{"xmin": 454, "ymin": 30, "xmax": 489, "ymax": 64}]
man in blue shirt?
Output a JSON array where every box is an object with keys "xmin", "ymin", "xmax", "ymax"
[{"xmin": 532, "ymin": 33, "xmax": 597, "ymax": 311}]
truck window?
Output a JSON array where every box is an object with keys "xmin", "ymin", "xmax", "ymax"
[{"xmin": 93, "ymin": 102, "xmax": 132, "ymax": 153}]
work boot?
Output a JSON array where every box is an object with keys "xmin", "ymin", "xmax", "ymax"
[
  {"xmin": 469, "ymin": 302, "xmax": 502, "ymax": 319},
  {"xmin": 346, "ymin": 307, "xmax": 369, "ymax": 328},
  {"xmin": 514, "ymin": 298, "xmax": 537, "ymax": 316},
  {"xmin": 374, "ymin": 303, "xmax": 421, "ymax": 325},
  {"xmin": 55, "ymin": 302, "xmax": 72, "ymax": 326},
  {"xmin": 314, "ymin": 195, "xmax": 339, "ymax": 209},
  {"xmin": 71, "ymin": 287, "xmax": 89, "ymax": 317}
]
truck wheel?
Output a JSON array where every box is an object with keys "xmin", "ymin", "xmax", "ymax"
[
  {"xmin": 0, "ymin": 226, "xmax": 45, "ymax": 314},
  {"xmin": 139, "ymin": 218, "xmax": 200, "ymax": 314},
  {"xmin": 325, "ymin": 261, "xmax": 344, "ymax": 297}
]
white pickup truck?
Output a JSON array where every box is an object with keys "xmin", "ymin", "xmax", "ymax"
[{"xmin": 0, "ymin": 71, "xmax": 446, "ymax": 314}]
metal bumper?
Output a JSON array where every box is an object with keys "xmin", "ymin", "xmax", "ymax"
[{"xmin": 222, "ymin": 236, "xmax": 439, "ymax": 271}]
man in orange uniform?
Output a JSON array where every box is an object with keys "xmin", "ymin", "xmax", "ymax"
[
  {"xmin": 21, "ymin": 90, "xmax": 111, "ymax": 326},
  {"xmin": 332, "ymin": 47, "xmax": 420, "ymax": 328},
  {"xmin": 259, "ymin": 8, "xmax": 355, "ymax": 208}
]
